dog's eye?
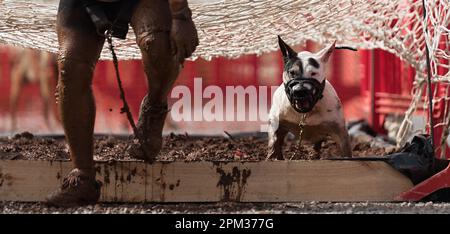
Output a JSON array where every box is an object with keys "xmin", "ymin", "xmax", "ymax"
[{"xmin": 289, "ymin": 71, "xmax": 296, "ymax": 77}]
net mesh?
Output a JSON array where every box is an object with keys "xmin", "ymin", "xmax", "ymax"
[{"xmin": 0, "ymin": 0, "xmax": 449, "ymax": 153}]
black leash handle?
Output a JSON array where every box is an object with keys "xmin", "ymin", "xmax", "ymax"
[{"xmin": 106, "ymin": 32, "xmax": 138, "ymax": 135}]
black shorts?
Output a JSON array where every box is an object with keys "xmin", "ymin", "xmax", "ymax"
[{"xmin": 57, "ymin": 0, "xmax": 125, "ymax": 35}]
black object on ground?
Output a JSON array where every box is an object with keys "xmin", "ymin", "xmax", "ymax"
[
  {"xmin": 386, "ymin": 134, "xmax": 447, "ymax": 184},
  {"xmin": 331, "ymin": 134, "xmax": 449, "ymax": 185}
]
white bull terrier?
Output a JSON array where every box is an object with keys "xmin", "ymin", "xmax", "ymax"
[{"xmin": 267, "ymin": 36, "xmax": 352, "ymax": 160}]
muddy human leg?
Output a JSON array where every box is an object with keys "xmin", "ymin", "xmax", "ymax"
[
  {"xmin": 127, "ymin": 0, "xmax": 198, "ymax": 162},
  {"xmin": 46, "ymin": 0, "xmax": 105, "ymax": 207}
]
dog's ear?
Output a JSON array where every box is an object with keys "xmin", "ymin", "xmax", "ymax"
[
  {"xmin": 278, "ymin": 36, "xmax": 297, "ymax": 61},
  {"xmin": 318, "ymin": 41, "xmax": 336, "ymax": 63}
]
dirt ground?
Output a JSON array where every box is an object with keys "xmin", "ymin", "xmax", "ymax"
[
  {"xmin": 0, "ymin": 131, "xmax": 393, "ymax": 161},
  {"xmin": 3, "ymin": 132, "xmax": 432, "ymax": 214},
  {"xmin": 1, "ymin": 201, "xmax": 450, "ymax": 214}
]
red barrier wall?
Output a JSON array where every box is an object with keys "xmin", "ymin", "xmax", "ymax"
[{"xmin": 0, "ymin": 44, "xmax": 365, "ymax": 135}]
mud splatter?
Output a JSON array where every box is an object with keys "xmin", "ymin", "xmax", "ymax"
[
  {"xmin": 216, "ymin": 166, "xmax": 251, "ymax": 201},
  {"xmin": 126, "ymin": 167, "xmax": 137, "ymax": 182},
  {"xmin": 157, "ymin": 164, "xmax": 167, "ymax": 202},
  {"xmin": 0, "ymin": 172, "xmax": 13, "ymax": 187},
  {"xmin": 168, "ymin": 180, "xmax": 181, "ymax": 191},
  {"xmin": 103, "ymin": 165, "xmax": 110, "ymax": 184}
]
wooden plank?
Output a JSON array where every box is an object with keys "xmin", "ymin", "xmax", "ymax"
[
  {"xmin": 150, "ymin": 162, "xmax": 222, "ymax": 202},
  {"xmin": 94, "ymin": 161, "xmax": 148, "ymax": 202},
  {"xmin": 0, "ymin": 160, "xmax": 413, "ymax": 202},
  {"xmin": 0, "ymin": 160, "xmax": 63, "ymax": 202},
  {"xmin": 242, "ymin": 161, "xmax": 412, "ymax": 201}
]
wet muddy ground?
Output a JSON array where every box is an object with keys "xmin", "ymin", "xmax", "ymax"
[
  {"xmin": 1, "ymin": 201, "xmax": 450, "ymax": 214},
  {"xmin": 2, "ymin": 132, "xmax": 423, "ymax": 214},
  {"xmin": 0, "ymin": 131, "xmax": 394, "ymax": 161}
]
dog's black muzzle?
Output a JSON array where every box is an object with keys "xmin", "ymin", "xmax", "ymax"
[{"xmin": 284, "ymin": 77, "xmax": 326, "ymax": 113}]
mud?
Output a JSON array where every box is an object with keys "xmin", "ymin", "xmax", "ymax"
[
  {"xmin": 216, "ymin": 166, "xmax": 252, "ymax": 201},
  {"xmin": 0, "ymin": 132, "xmax": 394, "ymax": 161},
  {"xmin": 1, "ymin": 132, "xmax": 447, "ymax": 214}
]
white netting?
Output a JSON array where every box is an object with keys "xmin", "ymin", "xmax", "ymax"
[
  {"xmin": 0, "ymin": 0, "xmax": 426, "ymax": 62},
  {"xmin": 393, "ymin": 0, "xmax": 450, "ymax": 158},
  {"xmin": 398, "ymin": 0, "xmax": 450, "ymax": 158},
  {"xmin": 0, "ymin": 0, "xmax": 449, "ymax": 152}
]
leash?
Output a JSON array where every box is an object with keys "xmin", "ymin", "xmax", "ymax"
[
  {"xmin": 289, "ymin": 113, "xmax": 308, "ymax": 160},
  {"xmin": 105, "ymin": 31, "xmax": 138, "ymax": 136},
  {"xmin": 105, "ymin": 31, "xmax": 154, "ymax": 161}
]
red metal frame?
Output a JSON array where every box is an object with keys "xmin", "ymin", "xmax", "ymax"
[
  {"xmin": 363, "ymin": 42, "xmax": 450, "ymax": 201},
  {"xmin": 397, "ymin": 165, "xmax": 450, "ymax": 201},
  {"xmin": 364, "ymin": 50, "xmax": 450, "ymax": 200},
  {"xmin": 396, "ymin": 49, "xmax": 450, "ymax": 201}
]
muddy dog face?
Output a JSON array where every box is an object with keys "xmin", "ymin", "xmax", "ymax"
[{"xmin": 278, "ymin": 36, "xmax": 335, "ymax": 113}]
